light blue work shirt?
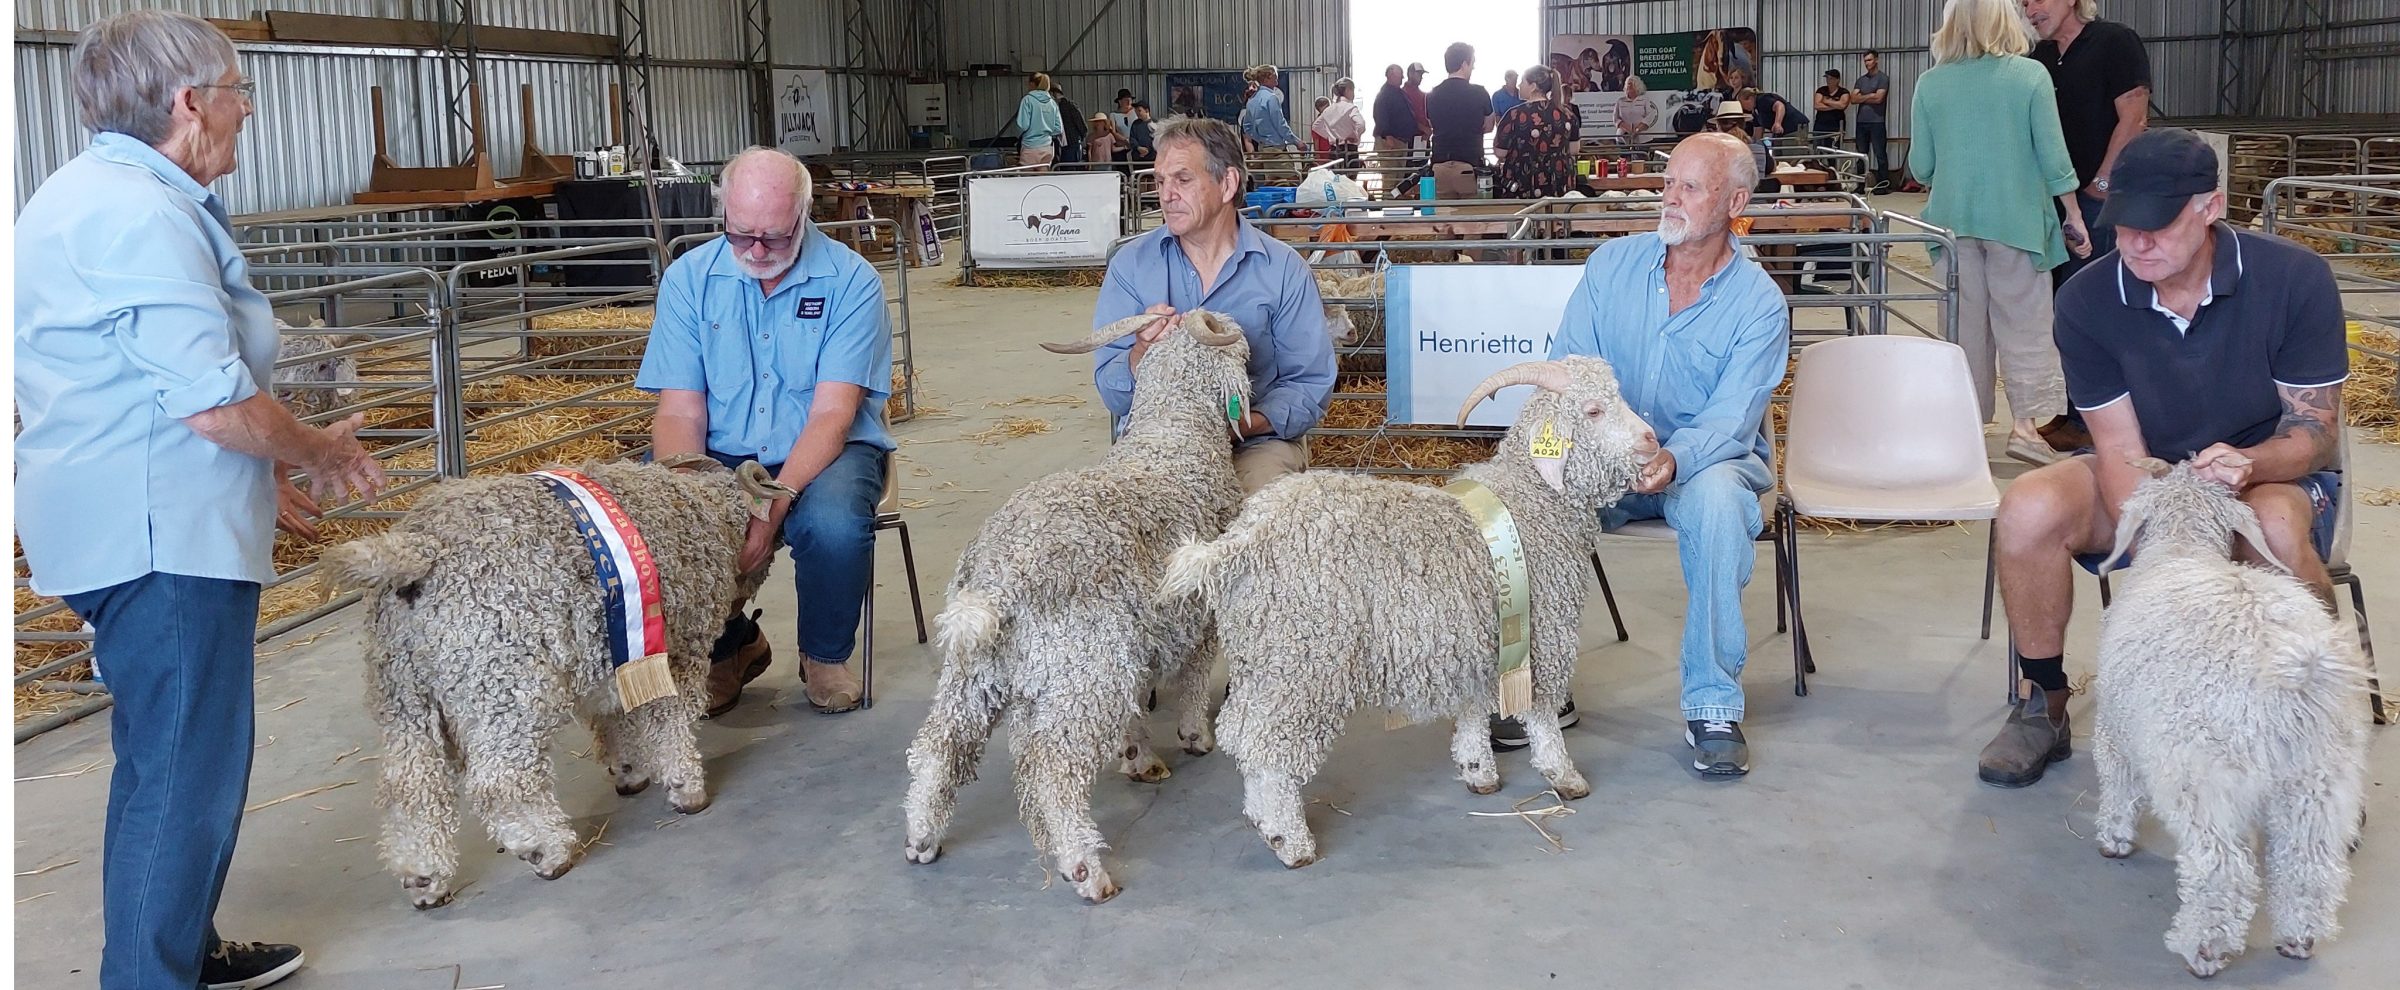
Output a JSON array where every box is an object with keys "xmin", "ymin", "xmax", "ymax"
[
  {"xmin": 634, "ymin": 225, "xmax": 895, "ymax": 463},
  {"xmin": 1241, "ymin": 87, "xmax": 1301, "ymax": 148},
  {"xmin": 14, "ymin": 133, "xmax": 281, "ymax": 597},
  {"xmin": 1093, "ymin": 221, "xmax": 1336, "ymax": 442},
  {"xmin": 1549, "ymin": 232, "xmax": 1790, "ymax": 475}
]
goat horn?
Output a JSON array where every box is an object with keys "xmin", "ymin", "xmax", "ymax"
[
  {"xmin": 1039, "ymin": 315, "xmax": 1158, "ymax": 354},
  {"xmin": 1181, "ymin": 311, "xmax": 1246, "ymax": 346},
  {"xmin": 1455, "ymin": 361, "xmax": 1575, "ymax": 426},
  {"xmin": 655, "ymin": 451, "xmax": 724, "ymax": 473}
]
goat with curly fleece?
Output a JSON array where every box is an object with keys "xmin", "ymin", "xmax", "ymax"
[
  {"xmin": 319, "ymin": 455, "xmax": 790, "ymax": 909},
  {"xmin": 2088, "ymin": 457, "xmax": 2372, "ymax": 978},
  {"xmin": 1158, "ymin": 356, "xmax": 1656, "ymax": 868},
  {"xmin": 901, "ymin": 311, "xmax": 1253, "ymax": 903}
]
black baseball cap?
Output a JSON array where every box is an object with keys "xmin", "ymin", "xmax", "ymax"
[{"xmin": 2096, "ymin": 128, "xmax": 2220, "ymax": 231}]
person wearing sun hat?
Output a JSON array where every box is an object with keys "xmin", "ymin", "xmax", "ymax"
[{"xmin": 1978, "ymin": 127, "xmax": 2351, "ymax": 789}]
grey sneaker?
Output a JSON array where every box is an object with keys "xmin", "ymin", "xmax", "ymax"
[
  {"xmin": 1489, "ymin": 695, "xmax": 1579, "ymax": 751},
  {"xmin": 1685, "ymin": 719, "xmax": 1749, "ymax": 777},
  {"xmin": 1977, "ymin": 680, "xmax": 2072, "ymax": 788}
]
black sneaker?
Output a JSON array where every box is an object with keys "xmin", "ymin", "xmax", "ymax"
[
  {"xmin": 1489, "ymin": 696, "xmax": 1579, "ymax": 752},
  {"xmin": 1685, "ymin": 719, "xmax": 1750, "ymax": 777},
  {"xmin": 202, "ymin": 940, "xmax": 304, "ymax": 990}
]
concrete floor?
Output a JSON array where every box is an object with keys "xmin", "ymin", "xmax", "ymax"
[{"xmin": 14, "ymin": 224, "xmax": 2400, "ymax": 989}]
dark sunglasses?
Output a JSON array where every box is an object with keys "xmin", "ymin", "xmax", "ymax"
[{"xmin": 725, "ymin": 229, "xmax": 797, "ymax": 252}]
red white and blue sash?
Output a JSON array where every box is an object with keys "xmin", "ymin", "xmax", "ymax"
[{"xmin": 530, "ymin": 469, "xmax": 678, "ymax": 711}]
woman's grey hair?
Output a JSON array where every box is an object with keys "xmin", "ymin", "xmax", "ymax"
[
  {"xmin": 1154, "ymin": 117, "xmax": 1247, "ymax": 185},
  {"xmin": 72, "ymin": 10, "xmax": 239, "ymax": 145},
  {"xmin": 714, "ymin": 146, "xmax": 814, "ymax": 215}
]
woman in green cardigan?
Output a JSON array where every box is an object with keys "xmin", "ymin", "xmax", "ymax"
[{"xmin": 1908, "ymin": 0, "xmax": 2092, "ymax": 465}]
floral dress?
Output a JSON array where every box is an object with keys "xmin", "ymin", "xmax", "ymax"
[{"xmin": 1495, "ymin": 100, "xmax": 1580, "ymax": 199}]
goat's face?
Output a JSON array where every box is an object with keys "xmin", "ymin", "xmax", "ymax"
[
  {"xmin": 1139, "ymin": 315, "xmax": 1254, "ymax": 417},
  {"xmin": 1461, "ymin": 356, "xmax": 1657, "ymax": 502},
  {"xmin": 2098, "ymin": 457, "xmax": 2293, "ymax": 575}
]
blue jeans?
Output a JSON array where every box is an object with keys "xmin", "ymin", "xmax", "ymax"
[
  {"xmin": 2051, "ymin": 189, "xmax": 2114, "ymax": 290},
  {"xmin": 1600, "ymin": 455, "xmax": 1774, "ymax": 722},
  {"xmin": 1856, "ymin": 121, "xmax": 1888, "ymax": 174},
  {"xmin": 709, "ymin": 442, "xmax": 886, "ymax": 663},
  {"xmin": 62, "ymin": 572, "xmax": 260, "ymax": 990}
]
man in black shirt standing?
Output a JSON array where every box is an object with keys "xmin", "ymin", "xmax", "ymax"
[
  {"xmin": 1052, "ymin": 85, "xmax": 1089, "ymax": 164},
  {"xmin": 1372, "ymin": 63, "xmax": 1420, "ymax": 190},
  {"xmin": 2029, "ymin": 0, "xmax": 2151, "ymax": 288},
  {"xmin": 1426, "ymin": 42, "xmax": 1494, "ymax": 199},
  {"xmin": 1978, "ymin": 130, "xmax": 2351, "ymax": 789}
]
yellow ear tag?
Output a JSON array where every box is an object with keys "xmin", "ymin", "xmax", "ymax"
[{"xmin": 1529, "ymin": 420, "xmax": 1571, "ymax": 460}]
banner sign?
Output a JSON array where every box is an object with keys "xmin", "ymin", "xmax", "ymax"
[
  {"xmin": 1386, "ymin": 264, "xmax": 1587, "ymax": 427},
  {"xmin": 775, "ymin": 68, "xmax": 834, "ymax": 155},
  {"xmin": 1165, "ymin": 72, "xmax": 1247, "ymax": 124},
  {"xmin": 1549, "ymin": 27, "xmax": 1759, "ymax": 143},
  {"xmin": 966, "ymin": 171, "xmax": 1125, "ymax": 267}
]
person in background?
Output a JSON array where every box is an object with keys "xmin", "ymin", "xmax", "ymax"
[
  {"xmin": 2026, "ymin": 0, "xmax": 2155, "ymax": 453},
  {"xmin": 1427, "ymin": 42, "xmax": 1494, "ymax": 199},
  {"xmin": 1087, "ymin": 112, "xmax": 1121, "ymax": 166},
  {"xmin": 1089, "ymin": 117, "xmax": 1335, "ymax": 494},
  {"xmin": 15, "ymin": 11, "xmax": 393, "ymax": 988},
  {"xmin": 1615, "ymin": 75, "xmax": 1658, "ymax": 144},
  {"xmin": 1128, "ymin": 100, "xmax": 1158, "ymax": 162},
  {"xmin": 1239, "ymin": 64, "xmax": 1301, "ymax": 158},
  {"xmin": 1708, "ymin": 102, "xmax": 1774, "ymax": 191},
  {"xmin": 641, "ymin": 148, "xmax": 895, "ymax": 718},
  {"xmin": 1540, "ymin": 132, "xmax": 1790, "ymax": 777},
  {"xmin": 1308, "ymin": 96, "xmax": 1333, "ymax": 162},
  {"xmin": 1811, "ymin": 69, "xmax": 1851, "ymax": 150},
  {"xmin": 1980, "ymin": 129, "xmax": 2349, "ymax": 789},
  {"xmin": 1016, "ymin": 73, "xmax": 1063, "ymax": 168},
  {"xmin": 1854, "ymin": 50, "xmax": 1893, "ymax": 191},
  {"xmin": 1312, "ymin": 78, "xmax": 1367, "ymax": 168},
  {"xmin": 1908, "ymin": 0, "xmax": 2091, "ymax": 465},
  {"xmin": 1739, "ymin": 86, "xmax": 1803, "ymax": 141},
  {"xmin": 1490, "ymin": 68, "xmax": 1525, "ymax": 116},
  {"xmin": 1405, "ymin": 62, "xmax": 1433, "ymax": 147},
  {"xmin": 1052, "ymin": 85, "xmax": 1089, "ymax": 164},
  {"xmin": 1372, "ymin": 63, "xmax": 1420, "ymax": 188},
  {"xmin": 1494, "ymin": 65, "xmax": 1582, "ymax": 199},
  {"xmin": 1109, "ymin": 88, "xmax": 1136, "ymax": 142}
]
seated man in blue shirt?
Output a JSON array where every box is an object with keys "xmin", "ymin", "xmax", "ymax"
[
  {"xmin": 1091, "ymin": 116, "xmax": 1337, "ymax": 493},
  {"xmin": 637, "ymin": 147, "xmax": 896, "ymax": 717},
  {"xmin": 1537, "ymin": 132, "xmax": 1791, "ymax": 777}
]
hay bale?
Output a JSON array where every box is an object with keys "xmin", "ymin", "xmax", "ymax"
[
  {"xmin": 2346, "ymin": 323, "xmax": 2398, "ymax": 444},
  {"xmin": 953, "ymin": 268, "xmax": 1107, "ymax": 289}
]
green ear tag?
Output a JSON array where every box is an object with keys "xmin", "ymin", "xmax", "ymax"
[{"xmin": 1225, "ymin": 392, "xmax": 1244, "ymax": 425}]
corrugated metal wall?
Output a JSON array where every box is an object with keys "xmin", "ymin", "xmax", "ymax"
[
  {"xmin": 16, "ymin": 0, "xmax": 786, "ymax": 216},
  {"xmin": 940, "ymin": 0, "xmax": 1349, "ymax": 149},
  {"xmin": 1541, "ymin": 0, "xmax": 2399, "ymax": 138}
]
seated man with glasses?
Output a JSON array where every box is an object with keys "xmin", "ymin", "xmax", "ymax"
[{"xmin": 636, "ymin": 146, "xmax": 896, "ymax": 717}]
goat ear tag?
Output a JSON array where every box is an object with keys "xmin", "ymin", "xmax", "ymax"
[
  {"xmin": 1224, "ymin": 391, "xmax": 1244, "ymax": 426},
  {"xmin": 1528, "ymin": 420, "xmax": 1571, "ymax": 460}
]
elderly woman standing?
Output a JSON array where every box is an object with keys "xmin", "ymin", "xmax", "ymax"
[
  {"xmin": 1908, "ymin": 0, "xmax": 2091, "ymax": 464},
  {"xmin": 13, "ymin": 11, "xmax": 383, "ymax": 989}
]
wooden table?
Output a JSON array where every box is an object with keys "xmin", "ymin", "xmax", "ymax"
[
  {"xmin": 813, "ymin": 183, "xmax": 934, "ymax": 259},
  {"xmin": 1771, "ymin": 168, "xmax": 1837, "ymax": 190},
  {"xmin": 1580, "ymin": 173, "xmax": 1664, "ymax": 192}
]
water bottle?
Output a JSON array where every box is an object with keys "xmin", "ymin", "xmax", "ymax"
[{"xmin": 1418, "ymin": 175, "xmax": 1435, "ymax": 215}]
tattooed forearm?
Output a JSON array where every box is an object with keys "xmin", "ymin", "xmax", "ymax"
[{"xmin": 2272, "ymin": 382, "xmax": 2340, "ymax": 469}]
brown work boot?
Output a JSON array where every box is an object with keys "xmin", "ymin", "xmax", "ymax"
[
  {"xmin": 798, "ymin": 655, "xmax": 862, "ymax": 714},
  {"xmin": 704, "ymin": 610, "xmax": 772, "ymax": 718},
  {"xmin": 2037, "ymin": 414, "xmax": 2091, "ymax": 452},
  {"xmin": 1977, "ymin": 679, "xmax": 2072, "ymax": 788}
]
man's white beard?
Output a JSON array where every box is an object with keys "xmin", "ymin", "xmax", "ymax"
[
  {"xmin": 737, "ymin": 252, "xmax": 798, "ymax": 281},
  {"xmin": 1656, "ymin": 213, "xmax": 1691, "ymax": 245}
]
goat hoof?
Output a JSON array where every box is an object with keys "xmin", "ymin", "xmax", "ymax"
[
  {"xmin": 1466, "ymin": 778, "xmax": 1502, "ymax": 796},
  {"xmin": 670, "ymin": 788, "xmax": 713, "ymax": 815},
  {"xmin": 1179, "ymin": 731, "xmax": 1214, "ymax": 756},
  {"xmin": 2184, "ymin": 945, "xmax": 2228, "ymax": 979},
  {"xmin": 612, "ymin": 772, "xmax": 652, "ymax": 797},
  {"xmin": 402, "ymin": 875, "xmax": 453, "ymax": 910},
  {"xmin": 1550, "ymin": 773, "xmax": 1592, "ymax": 800},
  {"xmin": 523, "ymin": 847, "xmax": 576, "ymax": 880},
  {"xmin": 904, "ymin": 841, "xmax": 941, "ymax": 865},
  {"xmin": 1283, "ymin": 852, "xmax": 1318, "ymax": 869},
  {"xmin": 2276, "ymin": 938, "xmax": 2314, "ymax": 960},
  {"xmin": 1124, "ymin": 762, "xmax": 1171, "ymax": 784},
  {"xmin": 2099, "ymin": 837, "xmax": 2136, "ymax": 859},
  {"xmin": 1081, "ymin": 877, "xmax": 1121, "ymax": 904}
]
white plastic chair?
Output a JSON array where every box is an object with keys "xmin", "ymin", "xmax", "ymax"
[{"xmin": 1779, "ymin": 335, "xmax": 2001, "ymax": 692}]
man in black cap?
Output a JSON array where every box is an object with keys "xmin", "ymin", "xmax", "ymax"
[{"xmin": 1976, "ymin": 128, "xmax": 2350, "ymax": 788}]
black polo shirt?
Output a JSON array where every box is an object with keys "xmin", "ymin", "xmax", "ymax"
[
  {"xmin": 2032, "ymin": 19, "xmax": 2151, "ymax": 187},
  {"xmin": 2054, "ymin": 224, "xmax": 2349, "ymax": 461},
  {"xmin": 1427, "ymin": 78, "xmax": 1491, "ymax": 164}
]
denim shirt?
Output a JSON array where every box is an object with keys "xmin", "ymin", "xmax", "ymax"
[
  {"xmin": 1092, "ymin": 222, "xmax": 1335, "ymax": 442},
  {"xmin": 1241, "ymin": 88, "xmax": 1301, "ymax": 148},
  {"xmin": 1549, "ymin": 232, "xmax": 1790, "ymax": 476},
  {"xmin": 14, "ymin": 133, "xmax": 281, "ymax": 596},
  {"xmin": 634, "ymin": 226, "xmax": 895, "ymax": 463}
]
